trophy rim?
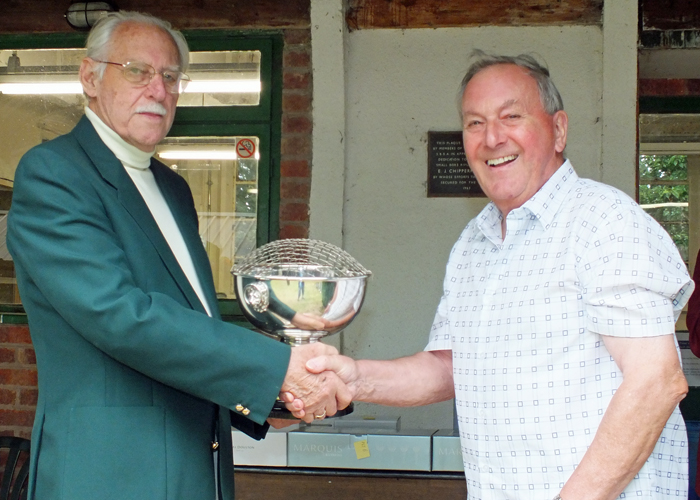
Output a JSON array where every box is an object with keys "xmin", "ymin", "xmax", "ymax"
[{"xmin": 231, "ymin": 238, "xmax": 372, "ymax": 280}]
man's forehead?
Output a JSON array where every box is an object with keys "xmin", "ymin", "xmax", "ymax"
[
  {"xmin": 462, "ymin": 66, "xmax": 540, "ymax": 112},
  {"xmin": 108, "ymin": 23, "xmax": 179, "ymax": 61}
]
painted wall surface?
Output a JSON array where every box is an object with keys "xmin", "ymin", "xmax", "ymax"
[{"xmin": 334, "ymin": 26, "xmax": 604, "ymax": 429}]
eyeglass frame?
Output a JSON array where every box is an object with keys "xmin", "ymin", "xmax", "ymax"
[{"xmin": 93, "ymin": 60, "xmax": 191, "ymax": 94}]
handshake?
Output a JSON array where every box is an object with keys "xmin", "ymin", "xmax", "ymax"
[{"xmin": 275, "ymin": 342, "xmax": 357, "ymax": 424}]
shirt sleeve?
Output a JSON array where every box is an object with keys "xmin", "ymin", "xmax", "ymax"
[{"xmin": 578, "ymin": 201, "xmax": 693, "ymax": 337}]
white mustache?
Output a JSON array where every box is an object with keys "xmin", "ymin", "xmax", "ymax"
[{"xmin": 134, "ymin": 103, "xmax": 167, "ymax": 116}]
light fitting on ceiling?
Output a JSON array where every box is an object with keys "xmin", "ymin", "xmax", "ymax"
[{"xmin": 65, "ymin": 1, "xmax": 118, "ymax": 31}]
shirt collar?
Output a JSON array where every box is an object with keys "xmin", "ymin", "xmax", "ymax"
[
  {"xmin": 520, "ymin": 159, "xmax": 577, "ymax": 229},
  {"xmin": 476, "ymin": 159, "xmax": 578, "ymax": 241},
  {"xmin": 84, "ymin": 107, "xmax": 154, "ymax": 170}
]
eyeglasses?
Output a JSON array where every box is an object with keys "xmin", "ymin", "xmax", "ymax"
[{"xmin": 95, "ymin": 60, "xmax": 191, "ymax": 94}]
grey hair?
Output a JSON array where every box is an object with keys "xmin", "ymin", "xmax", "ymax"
[
  {"xmin": 85, "ymin": 11, "xmax": 189, "ymax": 79},
  {"xmin": 459, "ymin": 50, "xmax": 564, "ymax": 115}
]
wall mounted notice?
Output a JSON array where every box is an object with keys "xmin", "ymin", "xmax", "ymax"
[{"xmin": 427, "ymin": 131, "xmax": 485, "ymax": 198}]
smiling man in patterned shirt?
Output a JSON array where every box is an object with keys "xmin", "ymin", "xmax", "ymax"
[{"xmin": 302, "ymin": 51, "xmax": 694, "ymax": 500}]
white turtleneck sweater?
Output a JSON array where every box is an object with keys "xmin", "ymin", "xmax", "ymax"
[{"xmin": 84, "ymin": 107, "xmax": 212, "ymax": 317}]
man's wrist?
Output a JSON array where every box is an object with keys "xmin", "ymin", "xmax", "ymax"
[{"xmin": 552, "ymin": 494, "xmax": 562, "ymax": 500}]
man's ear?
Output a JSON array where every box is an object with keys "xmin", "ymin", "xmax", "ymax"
[
  {"xmin": 553, "ymin": 110, "xmax": 568, "ymax": 154},
  {"xmin": 79, "ymin": 58, "xmax": 98, "ymax": 98}
]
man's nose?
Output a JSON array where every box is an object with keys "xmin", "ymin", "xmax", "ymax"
[
  {"xmin": 145, "ymin": 73, "xmax": 168, "ymax": 100},
  {"xmin": 484, "ymin": 120, "xmax": 506, "ymax": 149}
]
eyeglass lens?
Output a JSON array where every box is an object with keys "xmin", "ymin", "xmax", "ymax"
[{"xmin": 112, "ymin": 61, "xmax": 189, "ymax": 94}]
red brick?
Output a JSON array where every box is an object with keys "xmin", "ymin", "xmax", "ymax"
[
  {"xmin": 0, "ymin": 326, "xmax": 31, "ymax": 345},
  {"xmin": 283, "ymin": 92, "xmax": 312, "ymax": 113},
  {"xmin": 0, "ymin": 389, "xmax": 17, "ymax": 405},
  {"xmin": 0, "ymin": 369, "xmax": 37, "ymax": 386},
  {"xmin": 281, "ymin": 136, "xmax": 311, "ymax": 157},
  {"xmin": 0, "ymin": 348, "xmax": 15, "ymax": 364},
  {"xmin": 284, "ymin": 29, "xmax": 311, "ymax": 45},
  {"xmin": 279, "ymin": 224, "xmax": 309, "ymax": 239},
  {"xmin": 284, "ymin": 50, "xmax": 311, "ymax": 69},
  {"xmin": 281, "ymin": 160, "xmax": 310, "ymax": 177},
  {"xmin": 0, "ymin": 409, "xmax": 35, "ymax": 427},
  {"xmin": 283, "ymin": 115, "xmax": 312, "ymax": 134},
  {"xmin": 281, "ymin": 179, "xmax": 311, "ymax": 199},
  {"xmin": 18, "ymin": 349, "xmax": 35, "ymax": 366},
  {"xmin": 280, "ymin": 202, "xmax": 310, "ymax": 222},
  {"xmin": 19, "ymin": 389, "xmax": 37, "ymax": 407},
  {"xmin": 283, "ymin": 71, "xmax": 311, "ymax": 90}
]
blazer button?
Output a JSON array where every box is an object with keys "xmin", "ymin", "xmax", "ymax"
[
  {"xmin": 235, "ymin": 404, "xmax": 244, "ymax": 412},
  {"xmin": 212, "ymin": 441, "xmax": 219, "ymax": 451},
  {"xmin": 242, "ymin": 408, "xmax": 250, "ymax": 416}
]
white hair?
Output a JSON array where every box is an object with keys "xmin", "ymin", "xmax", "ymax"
[{"xmin": 86, "ymin": 11, "xmax": 189, "ymax": 79}]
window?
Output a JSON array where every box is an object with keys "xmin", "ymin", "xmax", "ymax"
[
  {"xmin": 639, "ymin": 113, "xmax": 700, "ymax": 271},
  {"xmin": 0, "ymin": 31, "xmax": 283, "ymax": 305},
  {"xmin": 638, "ymin": 153, "xmax": 689, "ymax": 263}
]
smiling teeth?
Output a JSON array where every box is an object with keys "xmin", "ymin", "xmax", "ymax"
[{"xmin": 486, "ymin": 155, "xmax": 518, "ymax": 166}]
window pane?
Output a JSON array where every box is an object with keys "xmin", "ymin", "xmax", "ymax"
[
  {"xmin": 178, "ymin": 50, "xmax": 261, "ymax": 107},
  {"xmin": 638, "ymin": 154, "xmax": 689, "ymax": 262},
  {"xmin": 155, "ymin": 136, "xmax": 260, "ymax": 298},
  {"xmin": 0, "ymin": 48, "xmax": 262, "ymax": 108}
]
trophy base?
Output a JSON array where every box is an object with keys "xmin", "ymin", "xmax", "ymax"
[{"xmin": 269, "ymin": 401, "xmax": 354, "ymax": 420}]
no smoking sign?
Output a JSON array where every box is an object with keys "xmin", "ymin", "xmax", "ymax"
[{"xmin": 236, "ymin": 139, "xmax": 256, "ymax": 159}]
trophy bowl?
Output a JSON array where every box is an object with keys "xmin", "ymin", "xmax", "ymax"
[{"xmin": 232, "ymin": 239, "xmax": 371, "ymax": 418}]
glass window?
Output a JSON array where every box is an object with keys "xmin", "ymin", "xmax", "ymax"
[
  {"xmin": 155, "ymin": 136, "xmax": 260, "ymax": 298},
  {"xmin": 638, "ymin": 154, "xmax": 689, "ymax": 262}
]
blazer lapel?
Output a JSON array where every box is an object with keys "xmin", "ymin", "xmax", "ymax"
[{"xmin": 72, "ymin": 116, "xmax": 206, "ymax": 314}]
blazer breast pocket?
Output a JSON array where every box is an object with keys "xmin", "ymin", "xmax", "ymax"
[{"xmin": 63, "ymin": 406, "xmax": 166, "ymax": 500}]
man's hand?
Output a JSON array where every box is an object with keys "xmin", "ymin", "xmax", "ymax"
[
  {"xmin": 280, "ymin": 343, "xmax": 352, "ymax": 423},
  {"xmin": 306, "ymin": 353, "xmax": 360, "ymax": 396}
]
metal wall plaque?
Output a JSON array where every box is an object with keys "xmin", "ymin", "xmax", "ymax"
[{"xmin": 427, "ymin": 131, "xmax": 485, "ymax": 198}]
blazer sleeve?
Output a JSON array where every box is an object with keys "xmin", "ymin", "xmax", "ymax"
[{"xmin": 7, "ymin": 139, "xmax": 291, "ymax": 426}]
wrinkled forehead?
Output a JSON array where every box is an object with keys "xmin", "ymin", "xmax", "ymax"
[{"xmin": 108, "ymin": 22, "xmax": 180, "ymax": 67}]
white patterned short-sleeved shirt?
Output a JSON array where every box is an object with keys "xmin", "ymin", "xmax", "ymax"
[{"xmin": 426, "ymin": 160, "xmax": 694, "ymax": 499}]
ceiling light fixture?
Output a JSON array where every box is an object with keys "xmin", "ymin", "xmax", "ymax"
[{"xmin": 65, "ymin": 1, "xmax": 118, "ymax": 31}]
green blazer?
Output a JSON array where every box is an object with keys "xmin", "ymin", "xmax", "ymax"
[{"xmin": 7, "ymin": 116, "xmax": 291, "ymax": 500}]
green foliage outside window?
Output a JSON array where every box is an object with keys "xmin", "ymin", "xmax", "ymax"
[{"xmin": 638, "ymin": 154, "xmax": 689, "ymax": 262}]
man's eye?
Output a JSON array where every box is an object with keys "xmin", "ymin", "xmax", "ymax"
[
  {"xmin": 162, "ymin": 72, "xmax": 178, "ymax": 83},
  {"xmin": 127, "ymin": 67, "xmax": 148, "ymax": 78}
]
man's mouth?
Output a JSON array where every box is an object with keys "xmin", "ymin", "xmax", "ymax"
[{"xmin": 486, "ymin": 155, "xmax": 518, "ymax": 167}]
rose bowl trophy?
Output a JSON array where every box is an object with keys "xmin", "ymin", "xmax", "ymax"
[{"xmin": 231, "ymin": 239, "xmax": 371, "ymax": 419}]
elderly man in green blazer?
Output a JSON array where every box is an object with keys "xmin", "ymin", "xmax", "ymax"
[{"xmin": 7, "ymin": 11, "xmax": 348, "ymax": 500}]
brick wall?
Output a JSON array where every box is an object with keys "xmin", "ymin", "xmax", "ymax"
[
  {"xmin": 0, "ymin": 324, "xmax": 36, "ymax": 438},
  {"xmin": 280, "ymin": 28, "xmax": 313, "ymax": 239}
]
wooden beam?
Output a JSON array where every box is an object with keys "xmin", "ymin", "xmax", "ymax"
[
  {"xmin": 0, "ymin": 0, "xmax": 310, "ymax": 34},
  {"xmin": 346, "ymin": 0, "xmax": 603, "ymax": 30}
]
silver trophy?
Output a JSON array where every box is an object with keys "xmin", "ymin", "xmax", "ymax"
[{"xmin": 232, "ymin": 239, "xmax": 371, "ymax": 418}]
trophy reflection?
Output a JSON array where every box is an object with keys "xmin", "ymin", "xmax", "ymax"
[{"xmin": 231, "ymin": 239, "xmax": 371, "ymax": 418}]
